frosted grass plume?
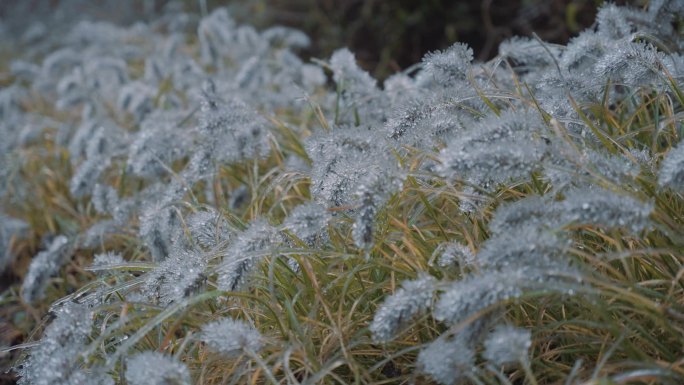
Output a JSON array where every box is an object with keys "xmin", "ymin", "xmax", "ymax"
[
  {"xmin": 417, "ymin": 335, "xmax": 475, "ymax": 385},
  {"xmin": 201, "ymin": 317, "xmax": 263, "ymax": 356},
  {"xmin": 125, "ymin": 351, "xmax": 190, "ymax": 385},
  {"xmin": 659, "ymin": 143, "xmax": 684, "ymax": 190},
  {"xmin": 369, "ymin": 274, "xmax": 436, "ymax": 343},
  {"xmin": 483, "ymin": 324, "xmax": 532, "ymax": 366},
  {"xmin": 21, "ymin": 235, "xmax": 71, "ymax": 303},
  {"xmin": 217, "ymin": 219, "xmax": 278, "ymax": 292}
]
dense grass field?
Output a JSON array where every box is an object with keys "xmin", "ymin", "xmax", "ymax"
[{"xmin": 1, "ymin": 1, "xmax": 684, "ymax": 384}]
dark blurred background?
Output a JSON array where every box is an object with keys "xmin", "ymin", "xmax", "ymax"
[
  {"xmin": 0, "ymin": 0, "xmax": 641, "ymax": 79},
  {"xmin": 224, "ymin": 0, "xmax": 639, "ymax": 78}
]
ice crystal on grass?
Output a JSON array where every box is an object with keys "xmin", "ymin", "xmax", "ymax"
[
  {"xmin": 261, "ymin": 26, "xmax": 310, "ymax": 49},
  {"xmin": 499, "ymin": 36, "xmax": 561, "ymax": 77},
  {"xmin": 559, "ymin": 187, "xmax": 654, "ymax": 233},
  {"xmin": 488, "ymin": 196, "xmax": 559, "ymax": 234},
  {"xmin": 582, "ymin": 149, "xmax": 642, "ymax": 185},
  {"xmin": 201, "ymin": 317, "xmax": 263, "ymax": 356},
  {"xmin": 70, "ymin": 156, "xmax": 110, "ymax": 198},
  {"xmin": 117, "ymin": 81, "xmax": 156, "ymax": 122},
  {"xmin": 198, "ymin": 81, "xmax": 271, "ymax": 163},
  {"xmin": 351, "ymin": 168, "xmax": 404, "ymax": 251},
  {"xmin": 431, "ymin": 242, "xmax": 475, "ymax": 268},
  {"xmin": 417, "ymin": 336, "xmax": 475, "ymax": 385},
  {"xmin": 283, "ymin": 202, "xmax": 330, "ymax": 244},
  {"xmin": 5, "ymin": 1, "xmax": 684, "ymax": 383},
  {"xmin": 21, "ymin": 236, "xmax": 71, "ymax": 303},
  {"xmin": 483, "ymin": 325, "xmax": 532, "ymax": 366},
  {"xmin": 560, "ymin": 31, "xmax": 607, "ymax": 73},
  {"xmin": 434, "ymin": 267, "xmax": 581, "ymax": 326},
  {"xmin": 228, "ymin": 185, "xmax": 250, "ymax": 211},
  {"xmin": 595, "ymin": 42, "xmax": 669, "ymax": 87},
  {"xmin": 125, "ymin": 351, "xmax": 190, "ymax": 385},
  {"xmin": 477, "ymin": 226, "xmax": 570, "ymax": 270},
  {"xmin": 17, "ymin": 303, "xmax": 94, "ymax": 385},
  {"xmin": 178, "ymin": 209, "xmax": 233, "ymax": 250},
  {"xmin": 0, "ymin": 214, "xmax": 28, "ymax": 272},
  {"xmin": 217, "ymin": 219, "xmax": 278, "ymax": 292},
  {"xmin": 659, "ymin": 143, "xmax": 684, "ymax": 190},
  {"xmin": 91, "ymin": 251, "xmax": 124, "ymax": 268},
  {"xmin": 370, "ymin": 274, "xmax": 436, "ymax": 343},
  {"xmin": 595, "ymin": 3, "xmax": 651, "ymax": 40},
  {"xmin": 91, "ymin": 183, "xmax": 119, "ymax": 216},
  {"xmin": 197, "ymin": 8, "xmax": 239, "ymax": 66},
  {"xmin": 329, "ymin": 48, "xmax": 383, "ymax": 124},
  {"xmin": 145, "ymin": 247, "xmax": 207, "ymax": 305},
  {"xmin": 438, "ymin": 109, "xmax": 549, "ymax": 190},
  {"xmin": 421, "ymin": 43, "xmax": 473, "ymax": 85},
  {"xmin": 139, "ymin": 206, "xmax": 180, "ymax": 261},
  {"xmin": 128, "ymin": 114, "xmax": 190, "ymax": 178},
  {"xmin": 304, "ymin": 127, "xmax": 393, "ymax": 207}
]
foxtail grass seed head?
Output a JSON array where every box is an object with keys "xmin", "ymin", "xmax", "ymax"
[
  {"xmin": 125, "ymin": 351, "xmax": 190, "ymax": 385},
  {"xmin": 21, "ymin": 236, "xmax": 71, "ymax": 303},
  {"xmin": 370, "ymin": 274, "xmax": 436, "ymax": 343},
  {"xmin": 201, "ymin": 317, "xmax": 264, "ymax": 356},
  {"xmin": 417, "ymin": 336, "xmax": 475, "ymax": 385},
  {"xmin": 483, "ymin": 325, "xmax": 532, "ymax": 366}
]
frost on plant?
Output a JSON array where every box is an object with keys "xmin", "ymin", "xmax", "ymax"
[
  {"xmin": 201, "ymin": 317, "xmax": 263, "ymax": 356},
  {"xmin": 0, "ymin": 213, "xmax": 28, "ymax": 272},
  {"xmin": 659, "ymin": 143, "xmax": 684, "ymax": 190},
  {"xmin": 431, "ymin": 242, "xmax": 475, "ymax": 268},
  {"xmin": 483, "ymin": 324, "xmax": 532, "ymax": 366},
  {"xmin": 125, "ymin": 351, "xmax": 190, "ymax": 385},
  {"xmin": 197, "ymin": 80, "xmax": 271, "ymax": 164},
  {"xmin": 217, "ymin": 219, "xmax": 278, "ymax": 292},
  {"xmin": 282, "ymin": 201, "xmax": 330, "ymax": 244},
  {"xmin": 559, "ymin": 187, "xmax": 654, "ymax": 233},
  {"xmin": 370, "ymin": 274, "xmax": 436, "ymax": 343},
  {"xmin": 91, "ymin": 251, "xmax": 124, "ymax": 268},
  {"xmin": 177, "ymin": 208, "xmax": 234, "ymax": 250},
  {"xmin": 421, "ymin": 42, "xmax": 473, "ymax": 86},
  {"xmin": 437, "ymin": 109, "xmax": 549, "ymax": 191},
  {"xmin": 139, "ymin": 206, "xmax": 180, "ymax": 261},
  {"xmin": 17, "ymin": 303, "xmax": 100, "ymax": 385},
  {"xmin": 477, "ymin": 226, "xmax": 570, "ymax": 270},
  {"xmin": 144, "ymin": 247, "xmax": 207, "ymax": 305},
  {"xmin": 21, "ymin": 235, "xmax": 71, "ymax": 303},
  {"xmin": 417, "ymin": 336, "xmax": 475, "ymax": 385},
  {"xmin": 433, "ymin": 267, "xmax": 581, "ymax": 326}
]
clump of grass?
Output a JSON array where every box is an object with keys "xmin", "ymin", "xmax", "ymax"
[{"xmin": 1, "ymin": 1, "xmax": 684, "ymax": 384}]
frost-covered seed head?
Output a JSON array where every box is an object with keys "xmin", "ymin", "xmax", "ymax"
[
  {"xmin": 659, "ymin": 143, "xmax": 684, "ymax": 190},
  {"xmin": 217, "ymin": 219, "xmax": 277, "ymax": 292},
  {"xmin": 17, "ymin": 303, "xmax": 93, "ymax": 385},
  {"xmin": 201, "ymin": 317, "xmax": 263, "ymax": 356},
  {"xmin": 432, "ymin": 242, "xmax": 475, "ymax": 268},
  {"xmin": 144, "ymin": 247, "xmax": 207, "ymax": 305},
  {"xmin": 559, "ymin": 187, "xmax": 654, "ymax": 233},
  {"xmin": 477, "ymin": 226, "xmax": 570, "ymax": 270},
  {"xmin": 283, "ymin": 202, "xmax": 330, "ymax": 244},
  {"xmin": 422, "ymin": 42, "xmax": 473, "ymax": 85},
  {"xmin": 417, "ymin": 336, "xmax": 475, "ymax": 385},
  {"xmin": 370, "ymin": 274, "xmax": 436, "ymax": 343},
  {"xmin": 92, "ymin": 251, "xmax": 124, "ymax": 268},
  {"xmin": 125, "ymin": 351, "xmax": 190, "ymax": 385},
  {"xmin": 21, "ymin": 236, "xmax": 71, "ymax": 303},
  {"xmin": 483, "ymin": 325, "xmax": 532, "ymax": 366}
]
